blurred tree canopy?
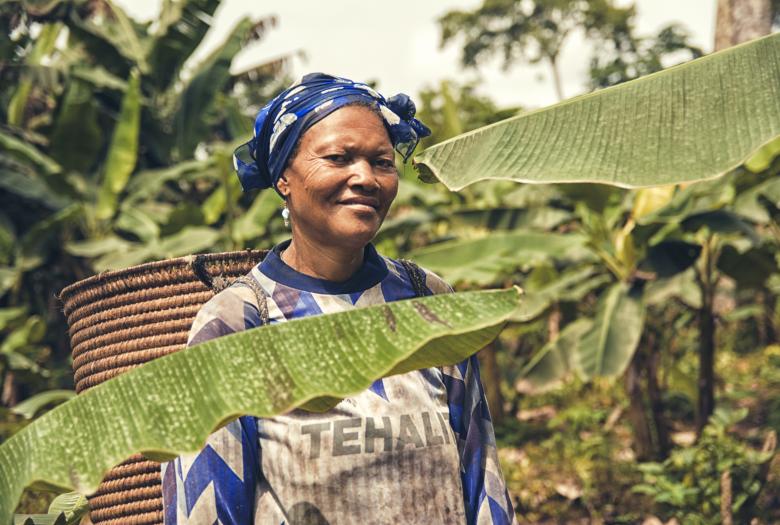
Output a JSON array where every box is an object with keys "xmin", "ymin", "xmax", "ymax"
[
  {"xmin": 439, "ymin": 0, "xmax": 704, "ymax": 97},
  {"xmin": 0, "ymin": 0, "xmax": 293, "ymax": 413}
]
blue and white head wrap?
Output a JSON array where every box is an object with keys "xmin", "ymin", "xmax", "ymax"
[{"xmin": 232, "ymin": 72, "xmax": 431, "ymax": 194}]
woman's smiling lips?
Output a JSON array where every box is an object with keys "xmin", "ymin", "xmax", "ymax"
[{"xmin": 338, "ymin": 196, "xmax": 380, "ymax": 212}]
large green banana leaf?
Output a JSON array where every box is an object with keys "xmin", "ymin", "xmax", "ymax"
[
  {"xmin": 415, "ymin": 33, "xmax": 780, "ymax": 190},
  {"xmin": 0, "ymin": 288, "xmax": 521, "ymax": 521}
]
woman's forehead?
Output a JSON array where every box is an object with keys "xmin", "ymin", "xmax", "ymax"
[{"xmin": 303, "ymin": 106, "xmax": 393, "ymax": 150}]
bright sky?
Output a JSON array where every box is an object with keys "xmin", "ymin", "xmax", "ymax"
[{"xmin": 117, "ymin": 0, "xmax": 717, "ymax": 109}]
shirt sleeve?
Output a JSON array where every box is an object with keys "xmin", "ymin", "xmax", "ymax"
[
  {"xmin": 421, "ymin": 267, "xmax": 517, "ymax": 525},
  {"xmin": 442, "ymin": 356, "xmax": 517, "ymax": 525},
  {"xmin": 161, "ymin": 285, "xmax": 261, "ymax": 524}
]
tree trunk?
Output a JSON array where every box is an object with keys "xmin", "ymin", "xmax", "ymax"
[
  {"xmin": 624, "ymin": 334, "xmax": 670, "ymax": 461},
  {"xmin": 478, "ymin": 341, "xmax": 505, "ymax": 426},
  {"xmin": 696, "ymin": 239, "xmax": 717, "ymax": 435},
  {"xmin": 715, "ymin": 0, "xmax": 772, "ymax": 51},
  {"xmin": 646, "ymin": 334, "xmax": 671, "ymax": 458},
  {"xmin": 624, "ymin": 350, "xmax": 655, "ymax": 461}
]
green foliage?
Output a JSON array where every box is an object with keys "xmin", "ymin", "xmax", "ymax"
[
  {"xmin": 498, "ymin": 379, "xmax": 643, "ymax": 523},
  {"xmin": 1, "ymin": 0, "xmax": 779, "ymax": 521},
  {"xmin": 633, "ymin": 408, "xmax": 776, "ymax": 524},
  {"xmin": 408, "ymin": 231, "xmax": 588, "ymax": 285},
  {"xmin": 0, "ymin": 8, "xmax": 298, "ymax": 517},
  {"xmin": 577, "ymin": 282, "xmax": 645, "ymax": 379},
  {"xmin": 10, "ymin": 390, "xmax": 74, "ymax": 420},
  {"xmin": 14, "ymin": 491, "xmax": 87, "ymax": 525},
  {"xmin": 96, "ymin": 68, "xmax": 141, "ymax": 220}
]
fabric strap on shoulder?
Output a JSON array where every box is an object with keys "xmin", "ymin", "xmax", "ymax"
[
  {"xmin": 234, "ymin": 275, "xmax": 270, "ymax": 326},
  {"xmin": 398, "ymin": 259, "xmax": 429, "ymax": 298},
  {"xmin": 190, "ymin": 254, "xmax": 270, "ymax": 326}
]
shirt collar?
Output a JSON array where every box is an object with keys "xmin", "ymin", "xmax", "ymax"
[{"xmin": 259, "ymin": 239, "xmax": 388, "ymax": 294}]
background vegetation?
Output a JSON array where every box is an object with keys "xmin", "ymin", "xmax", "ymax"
[{"xmin": 1, "ymin": 0, "xmax": 778, "ymax": 523}]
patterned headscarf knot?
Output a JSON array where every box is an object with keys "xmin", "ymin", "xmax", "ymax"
[{"xmin": 232, "ymin": 72, "xmax": 431, "ymax": 194}]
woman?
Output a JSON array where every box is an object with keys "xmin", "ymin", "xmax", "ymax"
[{"xmin": 162, "ymin": 73, "xmax": 516, "ymax": 525}]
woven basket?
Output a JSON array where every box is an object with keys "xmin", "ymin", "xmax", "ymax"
[{"xmin": 59, "ymin": 250, "xmax": 267, "ymax": 525}]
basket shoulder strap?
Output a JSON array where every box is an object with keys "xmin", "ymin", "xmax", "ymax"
[
  {"xmin": 189, "ymin": 254, "xmax": 269, "ymax": 325},
  {"xmin": 234, "ymin": 275, "xmax": 270, "ymax": 326},
  {"xmin": 398, "ymin": 259, "xmax": 429, "ymax": 298}
]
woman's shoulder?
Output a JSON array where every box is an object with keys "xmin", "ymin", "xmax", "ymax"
[
  {"xmin": 382, "ymin": 255, "xmax": 454, "ymax": 296},
  {"xmin": 187, "ymin": 275, "xmax": 265, "ymax": 345},
  {"xmin": 416, "ymin": 263, "xmax": 454, "ymax": 295}
]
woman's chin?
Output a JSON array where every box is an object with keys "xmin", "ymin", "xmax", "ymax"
[{"xmin": 328, "ymin": 222, "xmax": 381, "ymax": 248}]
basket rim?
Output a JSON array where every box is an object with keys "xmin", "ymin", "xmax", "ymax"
[{"xmin": 59, "ymin": 249, "xmax": 268, "ymax": 302}]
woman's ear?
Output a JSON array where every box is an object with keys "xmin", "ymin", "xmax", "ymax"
[{"xmin": 276, "ymin": 174, "xmax": 290, "ymax": 197}]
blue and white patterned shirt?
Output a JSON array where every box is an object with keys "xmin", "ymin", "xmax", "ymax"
[{"xmin": 162, "ymin": 241, "xmax": 516, "ymax": 524}]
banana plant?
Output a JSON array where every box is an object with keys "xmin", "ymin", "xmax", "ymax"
[{"xmin": 414, "ymin": 33, "xmax": 780, "ymax": 190}]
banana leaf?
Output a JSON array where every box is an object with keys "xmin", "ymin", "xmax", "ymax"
[
  {"xmin": 0, "ymin": 157, "xmax": 68, "ymax": 210},
  {"xmin": 517, "ymin": 318, "xmax": 593, "ymax": 393},
  {"xmin": 96, "ymin": 70, "xmax": 141, "ymax": 220},
  {"xmin": 66, "ymin": 0, "xmax": 148, "ymax": 74},
  {"xmin": 146, "ymin": 0, "xmax": 222, "ymax": 91},
  {"xmin": 174, "ymin": 17, "xmax": 271, "ymax": 158},
  {"xmin": 0, "ymin": 288, "xmax": 520, "ymax": 522},
  {"xmin": 11, "ymin": 390, "xmax": 75, "ymax": 420},
  {"xmin": 415, "ymin": 33, "xmax": 780, "ymax": 190},
  {"xmin": 576, "ymin": 283, "xmax": 645, "ymax": 379},
  {"xmin": 48, "ymin": 78, "xmax": 103, "ymax": 173},
  {"xmin": 409, "ymin": 231, "xmax": 590, "ymax": 285},
  {"xmin": 7, "ymin": 23, "xmax": 61, "ymax": 127}
]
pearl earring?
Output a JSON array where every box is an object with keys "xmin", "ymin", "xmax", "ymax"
[{"xmin": 282, "ymin": 205, "xmax": 290, "ymax": 228}]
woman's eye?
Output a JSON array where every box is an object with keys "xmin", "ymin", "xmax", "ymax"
[
  {"xmin": 325, "ymin": 154, "xmax": 348, "ymax": 163},
  {"xmin": 375, "ymin": 158, "xmax": 396, "ymax": 169}
]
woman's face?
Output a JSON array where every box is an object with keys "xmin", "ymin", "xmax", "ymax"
[{"xmin": 277, "ymin": 105, "xmax": 398, "ymax": 251}]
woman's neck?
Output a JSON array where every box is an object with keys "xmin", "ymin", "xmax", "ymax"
[{"xmin": 280, "ymin": 236, "xmax": 365, "ymax": 283}]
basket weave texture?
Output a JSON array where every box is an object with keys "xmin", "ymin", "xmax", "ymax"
[{"xmin": 59, "ymin": 250, "xmax": 266, "ymax": 524}]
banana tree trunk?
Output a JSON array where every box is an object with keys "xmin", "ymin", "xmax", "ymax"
[
  {"xmin": 625, "ymin": 350, "xmax": 655, "ymax": 461},
  {"xmin": 695, "ymin": 238, "xmax": 717, "ymax": 435},
  {"xmin": 624, "ymin": 337, "xmax": 670, "ymax": 461},
  {"xmin": 646, "ymin": 333, "xmax": 671, "ymax": 458}
]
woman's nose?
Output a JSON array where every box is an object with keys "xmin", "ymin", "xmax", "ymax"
[{"xmin": 348, "ymin": 159, "xmax": 380, "ymax": 191}]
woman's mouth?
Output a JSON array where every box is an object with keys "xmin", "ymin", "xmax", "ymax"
[{"xmin": 338, "ymin": 196, "xmax": 380, "ymax": 211}]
